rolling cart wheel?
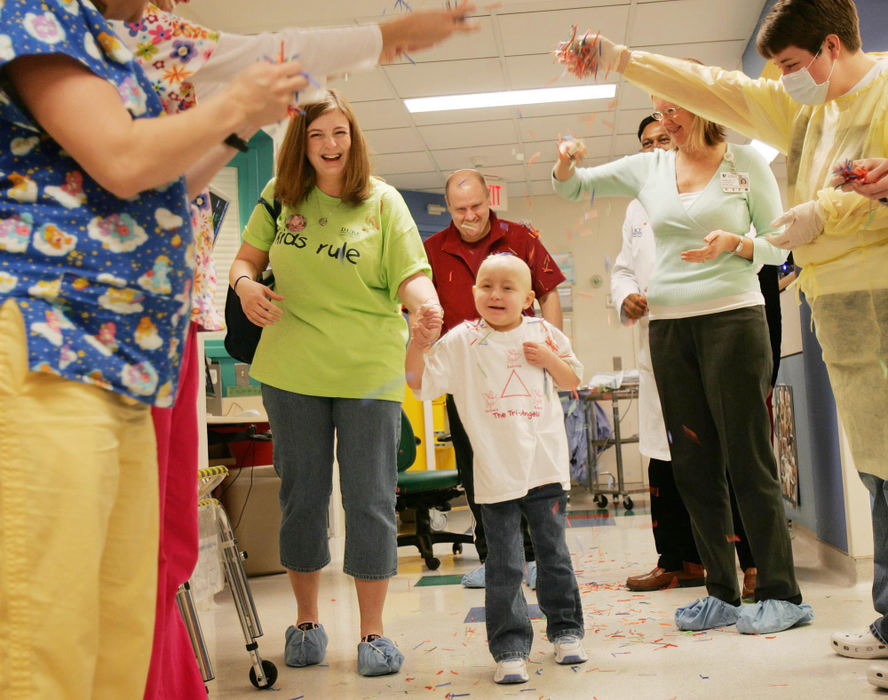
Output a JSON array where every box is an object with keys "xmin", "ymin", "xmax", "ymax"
[
  {"xmin": 594, "ymin": 494, "xmax": 608, "ymax": 509},
  {"xmin": 452, "ymin": 542, "xmax": 463, "ymax": 555},
  {"xmin": 426, "ymin": 557, "xmax": 441, "ymax": 570},
  {"xmin": 249, "ymin": 659, "xmax": 278, "ymax": 689},
  {"xmin": 623, "ymin": 497, "xmax": 634, "ymax": 511}
]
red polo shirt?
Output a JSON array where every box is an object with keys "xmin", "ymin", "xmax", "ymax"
[{"xmin": 424, "ymin": 212, "xmax": 566, "ymax": 333}]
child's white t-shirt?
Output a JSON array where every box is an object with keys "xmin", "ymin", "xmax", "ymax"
[{"xmin": 417, "ymin": 317, "xmax": 583, "ymax": 504}]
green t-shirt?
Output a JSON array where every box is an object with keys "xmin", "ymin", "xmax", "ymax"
[{"xmin": 243, "ymin": 177, "xmax": 430, "ymax": 401}]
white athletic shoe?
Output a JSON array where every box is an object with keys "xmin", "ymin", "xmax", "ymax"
[
  {"xmin": 553, "ymin": 635, "xmax": 588, "ymax": 665},
  {"xmin": 493, "ymin": 658, "xmax": 529, "ymax": 684},
  {"xmin": 831, "ymin": 628, "xmax": 888, "ymax": 659}
]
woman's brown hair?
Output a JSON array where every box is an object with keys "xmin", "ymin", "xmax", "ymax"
[
  {"xmin": 676, "ymin": 58, "xmax": 726, "ymax": 152},
  {"xmin": 274, "ymin": 89, "xmax": 372, "ymax": 207}
]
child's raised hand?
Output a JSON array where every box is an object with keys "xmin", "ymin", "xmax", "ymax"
[
  {"xmin": 411, "ymin": 301, "xmax": 443, "ymax": 348},
  {"xmin": 523, "ymin": 341, "xmax": 555, "ymax": 368}
]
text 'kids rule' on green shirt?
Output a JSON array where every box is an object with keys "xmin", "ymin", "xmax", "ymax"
[{"xmin": 243, "ymin": 177, "xmax": 431, "ymax": 402}]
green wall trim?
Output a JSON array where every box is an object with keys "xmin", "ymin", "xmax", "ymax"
[{"xmin": 227, "ymin": 130, "xmax": 274, "ymax": 233}]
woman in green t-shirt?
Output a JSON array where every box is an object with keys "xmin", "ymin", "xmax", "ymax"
[{"xmin": 229, "ymin": 89, "xmax": 441, "ymax": 677}]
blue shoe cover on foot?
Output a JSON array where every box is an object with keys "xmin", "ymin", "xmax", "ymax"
[
  {"xmin": 675, "ymin": 597, "xmax": 740, "ymax": 631},
  {"xmin": 357, "ymin": 636, "xmax": 404, "ymax": 676},
  {"xmin": 462, "ymin": 563, "xmax": 485, "ymax": 588},
  {"xmin": 736, "ymin": 600, "xmax": 814, "ymax": 634},
  {"xmin": 285, "ymin": 623, "xmax": 328, "ymax": 667}
]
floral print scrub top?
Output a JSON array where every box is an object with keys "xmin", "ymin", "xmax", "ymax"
[
  {"xmin": 122, "ymin": 6, "xmax": 223, "ymax": 330},
  {"xmin": 0, "ymin": 0, "xmax": 194, "ymax": 406}
]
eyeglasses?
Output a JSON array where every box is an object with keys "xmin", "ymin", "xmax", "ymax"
[{"xmin": 651, "ymin": 106, "xmax": 683, "ymax": 121}]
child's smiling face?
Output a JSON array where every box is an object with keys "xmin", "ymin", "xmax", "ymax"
[{"xmin": 473, "ymin": 255, "xmax": 535, "ymax": 331}]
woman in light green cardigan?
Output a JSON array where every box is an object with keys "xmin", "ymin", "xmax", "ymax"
[{"xmin": 553, "ymin": 96, "xmax": 812, "ymax": 635}]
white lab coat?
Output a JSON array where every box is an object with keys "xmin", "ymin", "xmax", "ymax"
[{"xmin": 610, "ymin": 199, "xmax": 670, "ymax": 461}]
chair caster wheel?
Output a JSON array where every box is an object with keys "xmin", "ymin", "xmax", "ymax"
[
  {"xmin": 452, "ymin": 542, "xmax": 463, "ymax": 555},
  {"xmin": 426, "ymin": 557, "xmax": 441, "ymax": 570},
  {"xmin": 623, "ymin": 497, "xmax": 634, "ymax": 510},
  {"xmin": 249, "ymin": 659, "xmax": 278, "ymax": 689},
  {"xmin": 594, "ymin": 494, "xmax": 608, "ymax": 509}
]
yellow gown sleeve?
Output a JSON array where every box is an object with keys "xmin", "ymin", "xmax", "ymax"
[{"xmin": 623, "ymin": 51, "xmax": 801, "ymax": 155}]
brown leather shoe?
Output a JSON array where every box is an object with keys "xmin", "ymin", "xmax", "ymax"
[
  {"xmin": 625, "ymin": 564, "xmax": 705, "ymax": 591},
  {"xmin": 742, "ymin": 567, "xmax": 757, "ymax": 600}
]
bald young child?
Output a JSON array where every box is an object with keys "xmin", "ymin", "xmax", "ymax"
[{"xmin": 406, "ymin": 253, "xmax": 586, "ymax": 685}]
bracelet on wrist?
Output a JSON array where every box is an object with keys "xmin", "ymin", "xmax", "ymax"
[
  {"xmin": 732, "ymin": 236, "xmax": 745, "ymax": 254},
  {"xmin": 233, "ymin": 274, "xmax": 251, "ymax": 292},
  {"xmin": 224, "ymin": 133, "xmax": 249, "ymax": 152}
]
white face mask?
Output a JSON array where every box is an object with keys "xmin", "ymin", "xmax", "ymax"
[{"xmin": 781, "ymin": 46, "xmax": 836, "ymax": 105}]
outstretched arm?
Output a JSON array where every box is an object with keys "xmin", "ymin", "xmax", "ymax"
[{"xmin": 7, "ymin": 54, "xmax": 305, "ymax": 199}]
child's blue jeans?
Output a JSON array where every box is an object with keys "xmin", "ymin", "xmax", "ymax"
[{"xmin": 480, "ymin": 483, "xmax": 584, "ymax": 661}]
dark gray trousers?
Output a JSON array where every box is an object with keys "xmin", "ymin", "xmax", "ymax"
[{"xmin": 649, "ymin": 306, "xmax": 800, "ymax": 604}]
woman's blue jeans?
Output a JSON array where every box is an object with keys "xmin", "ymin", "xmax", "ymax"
[{"xmin": 261, "ymin": 387, "xmax": 400, "ymax": 580}]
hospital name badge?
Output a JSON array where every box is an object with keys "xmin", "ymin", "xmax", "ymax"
[{"xmin": 720, "ymin": 172, "xmax": 751, "ymax": 193}]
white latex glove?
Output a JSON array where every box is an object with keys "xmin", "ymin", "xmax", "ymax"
[
  {"xmin": 597, "ymin": 35, "xmax": 629, "ymax": 76},
  {"xmin": 766, "ymin": 200, "xmax": 825, "ymax": 250}
]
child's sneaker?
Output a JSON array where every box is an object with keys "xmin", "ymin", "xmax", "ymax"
[
  {"xmin": 494, "ymin": 658, "xmax": 529, "ymax": 684},
  {"xmin": 357, "ymin": 634, "xmax": 403, "ymax": 676},
  {"xmin": 284, "ymin": 622, "xmax": 327, "ymax": 667},
  {"xmin": 553, "ymin": 635, "xmax": 588, "ymax": 665}
]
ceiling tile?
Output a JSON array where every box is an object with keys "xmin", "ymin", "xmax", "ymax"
[
  {"xmin": 630, "ymin": 1, "xmax": 764, "ymax": 46},
  {"xmin": 328, "ymin": 68, "xmax": 394, "ymax": 103},
  {"xmin": 431, "ymin": 143, "xmax": 524, "ymax": 172},
  {"xmin": 364, "ymin": 127, "xmax": 426, "ymax": 154},
  {"xmin": 350, "ymin": 99, "xmax": 412, "ymax": 130},
  {"xmin": 497, "ymin": 6, "xmax": 631, "ymax": 56},
  {"xmin": 371, "ymin": 151, "xmax": 435, "ymax": 175},
  {"xmin": 418, "ymin": 119, "xmax": 518, "ymax": 150},
  {"xmin": 384, "ymin": 58, "xmax": 506, "ymax": 98}
]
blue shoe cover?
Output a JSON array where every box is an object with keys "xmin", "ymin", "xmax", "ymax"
[
  {"xmin": 357, "ymin": 636, "xmax": 404, "ymax": 676},
  {"xmin": 462, "ymin": 563, "xmax": 486, "ymax": 588},
  {"xmin": 675, "ymin": 597, "xmax": 740, "ymax": 631},
  {"xmin": 524, "ymin": 561, "xmax": 538, "ymax": 590},
  {"xmin": 285, "ymin": 623, "xmax": 328, "ymax": 667},
  {"xmin": 736, "ymin": 600, "xmax": 814, "ymax": 634}
]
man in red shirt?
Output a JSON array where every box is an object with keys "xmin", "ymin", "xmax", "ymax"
[{"xmin": 424, "ymin": 169, "xmax": 565, "ymax": 588}]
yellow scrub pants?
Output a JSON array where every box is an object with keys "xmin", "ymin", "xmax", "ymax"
[{"xmin": 0, "ymin": 301, "xmax": 159, "ymax": 699}]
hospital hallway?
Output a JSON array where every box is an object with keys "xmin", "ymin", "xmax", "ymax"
[{"xmin": 200, "ymin": 491, "xmax": 882, "ymax": 699}]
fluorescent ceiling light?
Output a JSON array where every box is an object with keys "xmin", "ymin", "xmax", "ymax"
[
  {"xmin": 404, "ymin": 84, "xmax": 617, "ymax": 113},
  {"xmin": 749, "ymin": 139, "xmax": 780, "ymax": 164}
]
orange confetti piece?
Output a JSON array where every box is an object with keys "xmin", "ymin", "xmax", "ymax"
[
  {"xmin": 682, "ymin": 424, "xmax": 702, "ymax": 445},
  {"xmin": 607, "ymin": 98, "xmax": 618, "ymax": 110},
  {"xmin": 601, "ymin": 119, "xmax": 615, "ymax": 130},
  {"xmin": 526, "ymin": 151, "xmax": 542, "ymax": 165}
]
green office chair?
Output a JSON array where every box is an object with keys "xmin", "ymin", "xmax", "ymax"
[{"xmin": 396, "ymin": 411, "xmax": 473, "ymax": 570}]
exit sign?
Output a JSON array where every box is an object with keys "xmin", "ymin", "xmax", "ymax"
[{"xmin": 488, "ymin": 182, "xmax": 508, "ymax": 211}]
